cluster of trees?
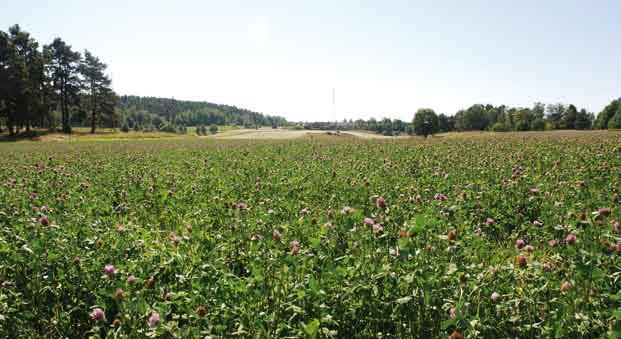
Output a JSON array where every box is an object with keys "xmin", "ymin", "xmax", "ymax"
[
  {"xmin": 301, "ymin": 118, "xmax": 412, "ymax": 135},
  {"xmin": 195, "ymin": 124, "xmax": 218, "ymax": 135},
  {"xmin": 411, "ymin": 98, "xmax": 621, "ymax": 137},
  {"xmin": 117, "ymin": 96, "xmax": 287, "ymax": 131},
  {"xmin": 595, "ymin": 98, "xmax": 621, "ymax": 129},
  {"xmin": 0, "ymin": 25, "xmax": 116, "ymax": 135},
  {"xmin": 449, "ymin": 102, "xmax": 595, "ymax": 132}
]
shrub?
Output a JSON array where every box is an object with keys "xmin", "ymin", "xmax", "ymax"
[
  {"xmin": 530, "ymin": 118, "xmax": 545, "ymax": 131},
  {"xmin": 209, "ymin": 124, "xmax": 218, "ymax": 134},
  {"xmin": 608, "ymin": 110, "xmax": 621, "ymax": 129},
  {"xmin": 491, "ymin": 122, "xmax": 508, "ymax": 132}
]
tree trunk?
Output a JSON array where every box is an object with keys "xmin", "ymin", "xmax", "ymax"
[
  {"xmin": 91, "ymin": 110, "xmax": 96, "ymax": 134},
  {"xmin": 7, "ymin": 118, "xmax": 15, "ymax": 136}
]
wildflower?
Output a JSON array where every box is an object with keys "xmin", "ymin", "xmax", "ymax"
[
  {"xmin": 532, "ymin": 220, "xmax": 543, "ymax": 226},
  {"xmin": 564, "ymin": 233, "xmax": 576, "ymax": 244},
  {"xmin": 548, "ymin": 239, "xmax": 558, "ymax": 247},
  {"xmin": 116, "ymin": 224, "xmax": 125, "ymax": 232},
  {"xmin": 113, "ymin": 288, "xmax": 125, "ymax": 301},
  {"xmin": 289, "ymin": 240, "xmax": 300, "ymax": 255},
  {"xmin": 516, "ymin": 255, "xmax": 527, "ymax": 268},
  {"xmin": 127, "ymin": 275, "xmax": 136, "ymax": 285},
  {"xmin": 447, "ymin": 230, "xmax": 457, "ymax": 241},
  {"xmin": 598, "ymin": 207, "xmax": 611, "ymax": 217},
  {"xmin": 515, "ymin": 239, "xmax": 526, "ymax": 249},
  {"xmin": 560, "ymin": 281, "xmax": 572, "ymax": 292},
  {"xmin": 613, "ymin": 220, "xmax": 620, "ymax": 233},
  {"xmin": 196, "ymin": 306, "xmax": 208, "ymax": 318},
  {"xmin": 485, "ymin": 217, "xmax": 495, "ymax": 225},
  {"xmin": 434, "ymin": 193, "xmax": 448, "ymax": 201},
  {"xmin": 147, "ymin": 311, "xmax": 160, "ymax": 328},
  {"xmin": 376, "ymin": 196, "xmax": 386, "ymax": 208},
  {"xmin": 491, "ymin": 292, "xmax": 500, "ymax": 303},
  {"xmin": 272, "ymin": 229, "xmax": 282, "ymax": 241},
  {"xmin": 372, "ymin": 223, "xmax": 384, "ymax": 234},
  {"xmin": 145, "ymin": 276, "xmax": 156, "ymax": 289},
  {"xmin": 38, "ymin": 215, "xmax": 50, "ymax": 226},
  {"xmin": 103, "ymin": 264, "xmax": 116, "ymax": 278},
  {"xmin": 363, "ymin": 217, "xmax": 374, "ymax": 226},
  {"xmin": 523, "ymin": 245, "xmax": 534, "ymax": 252},
  {"xmin": 90, "ymin": 308, "xmax": 105, "ymax": 321},
  {"xmin": 449, "ymin": 329, "xmax": 462, "ymax": 339}
]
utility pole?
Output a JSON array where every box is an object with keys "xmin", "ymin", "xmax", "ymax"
[{"xmin": 332, "ymin": 88, "xmax": 337, "ymax": 132}]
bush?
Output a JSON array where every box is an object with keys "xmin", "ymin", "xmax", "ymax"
[
  {"xmin": 209, "ymin": 124, "xmax": 218, "ymax": 134},
  {"xmin": 159, "ymin": 123, "xmax": 176, "ymax": 133},
  {"xmin": 490, "ymin": 122, "xmax": 508, "ymax": 132},
  {"xmin": 530, "ymin": 118, "xmax": 545, "ymax": 131},
  {"xmin": 607, "ymin": 110, "xmax": 621, "ymax": 129},
  {"xmin": 515, "ymin": 120, "xmax": 530, "ymax": 131}
]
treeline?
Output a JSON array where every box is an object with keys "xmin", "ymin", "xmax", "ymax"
[
  {"xmin": 301, "ymin": 119, "xmax": 412, "ymax": 136},
  {"xmin": 0, "ymin": 24, "xmax": 116, "ymax": 135},
  {"xmin": 117, "ymin": 96, "xmax": 287, "ymax": 132},
  {"xmin": 411, "ymin": 99, "xmax": 621, "ymax": 137},
  {"xmin": 301, "ymin": 98, "xmax": 621, "ymax": 136}
]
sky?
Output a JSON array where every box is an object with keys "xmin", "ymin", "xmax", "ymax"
[{"xmin": 3, "ymin": 0, "xmax": 620, "ymax": 122}]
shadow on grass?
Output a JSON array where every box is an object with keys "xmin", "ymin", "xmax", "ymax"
[{"xmin": 0, "ymin": 130, "xmax": 51, "ymax": 142}]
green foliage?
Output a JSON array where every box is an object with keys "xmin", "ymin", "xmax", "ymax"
[
  {"xmin": 79, "ymin": 50, "xmax": 117, "ymax": 133},
  {"xmin": 530, "ymin": 118, "xmax": 546, "ymax": 131},
  {"xmin": 209, "ymin": 124, "xmax": 218, "ymax": 134},
  {"xmin": 595, "ymin": 98, "xmax": 619, "ymax": 129},
  {"xmin": 575, "ymin": 109, "xmax": 592, "ymax": 130},
  {"xmin": 413, "ymin": 108, "xmax": 439, "ymax": 137},
  {"xmin": 490, "ymin": 122, "xmax": 508, "ymax": 132},
  {"xmin": 117, "ymin": 95, "xmax": 287, "ymax": 128},
  {"xmin": 607, "ymin": 109, "xmax": 621, "ymax": 129},
  {"xmin": 0, "ymin": 134, "xmax": 620, "ymax": 338}
]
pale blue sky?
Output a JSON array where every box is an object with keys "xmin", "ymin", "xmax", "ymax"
[{"xmin": 3, "ymin": 0, "xmax": 620, "ymax": 121}]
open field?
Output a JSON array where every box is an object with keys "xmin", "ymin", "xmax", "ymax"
[
  {"xmin": 1, "ymin": 131, "xmax": 621, "ymax": 338},
  {"xmin": 1, "ymin": 127, "xmax": 399, "ymax": 142}
]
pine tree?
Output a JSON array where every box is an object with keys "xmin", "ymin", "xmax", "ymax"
[
  {"xmin": 79, "ymin": 50, "xmax": 116, "ymax": 133},
  {"xmin": 45, "ymin": 38, "xmax": 81, "ymax": 133}
]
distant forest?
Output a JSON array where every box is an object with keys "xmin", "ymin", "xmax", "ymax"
[{"xmin": 117, "ymin": 96, "xmax": 287, "ymax": 132}]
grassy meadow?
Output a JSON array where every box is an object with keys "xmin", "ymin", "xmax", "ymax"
[{"xmin": 1, "ymin": 131, "xmax": 620, "ymax": 338}]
